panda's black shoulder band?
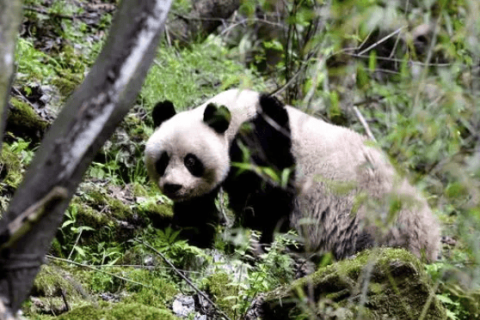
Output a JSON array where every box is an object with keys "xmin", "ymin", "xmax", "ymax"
[
  {"xmin": 152, "ymin": 100, "xmax": 176, "ymax": 128},
  {"xmin": 259, "ymin": 94, "xmax": 288, "ymax": 127}
]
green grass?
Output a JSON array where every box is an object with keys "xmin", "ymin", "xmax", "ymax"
[{"xmin": 140, "ymin": 37, "xmax": 266, "ymax": 113}]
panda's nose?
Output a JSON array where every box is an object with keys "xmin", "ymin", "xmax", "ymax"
[{"xmin": 164, "ymin": 183, "xmax": 182, "ymax": 194}]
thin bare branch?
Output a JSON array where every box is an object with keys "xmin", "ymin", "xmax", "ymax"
[
  {"xmin": 46, "ymin": 256, "xmax": 158, "ymax": 290},
  {"xmin": 412, "ymin": 13, "xmax": 442, "ymax": 110},
  {"xmin": 136, "ymin": 239, "xmax": 233, "ymax": 320},
  {"xmin": 358, "ymin": 26, "xmax": 407, "ymax": 56},
  {"xmin": 353, "ymin": 106, "xmax": 377, "ymax": 142},
  {"xmin": 343, "ymin": 52, "xmax": 452, "ymax": 67}
]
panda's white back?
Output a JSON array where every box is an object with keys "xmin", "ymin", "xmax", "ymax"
[{"xmin": 285, "ymin": 106, "xmax": 440, "ymax": 261}]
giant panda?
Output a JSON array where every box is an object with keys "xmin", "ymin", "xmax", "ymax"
[{"xmin": 145, "ymin": 89, "xmax": 440, "ymax": 262}]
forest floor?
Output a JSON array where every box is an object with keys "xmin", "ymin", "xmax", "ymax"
[{"xmin": 2, "ymin": 0, "xmax": 480, "ymax": 319}]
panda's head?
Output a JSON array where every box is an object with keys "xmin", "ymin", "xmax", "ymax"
[{"xmin": 145, "ymin": 101, "xmax": 232, "ymax": 202}]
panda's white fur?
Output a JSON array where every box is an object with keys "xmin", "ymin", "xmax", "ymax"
[
  {"xmin": 285, "ymin": 106, "xmax": 440, "ymax": 261},
  {"xmin": 145, "ymin": 89, "xmax": 440, "ymax": 261}
]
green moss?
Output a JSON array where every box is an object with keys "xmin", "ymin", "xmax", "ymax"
[
  {"xmin": 0, "ymin": 143, "xmax": 24, "ymax": 189},
  {"xmin": 8, "ymin": 98, "xmax": 49, "ymax": 140},
  {"xmin": 82, "ymin": 188, "xmax": 133, "ymax": 220},
  {"xmin": 132, "ymin": 183, "xmax": 148, "ymax": 197},
  {"xmin": 263, "ymin": 248, "xmax": 447, "ymax": 320},
  {"xmin": 143, "ymin": 202, "xmax": 174, "ymax": 218},
  {"xmin": 123, "ymin": 269, "xmax": 177, "ymax": 307},
  {"xmin": 70, "ymin": 199, "xmax": 111, "ymax": 229},
  {"xmin": 52, "ymin": 76, "xmax": 79, "ymax": 98},
  {"xmin": 204, "ymin": 272, "xmax": 237, "ymax": 318},
  {"xmin": 57, "ymin": 303, "xmax": 178, "ymax": 320}
]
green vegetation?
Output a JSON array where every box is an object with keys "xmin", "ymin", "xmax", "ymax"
[{"xmin": 1, "ymin": 0, "xmax": 479, "ymax": 319}]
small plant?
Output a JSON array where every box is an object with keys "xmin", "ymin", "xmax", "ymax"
[
  {"xmin": 10, "ymin": 138, "xmax": 35, "ymax": 165},
  {"xmin": 142, "ymin": 228, "xmax": 211, "ymax": 269},
  {"xmin": 221, "ymin": 232, "xmax": 296, "ymax": 318}
]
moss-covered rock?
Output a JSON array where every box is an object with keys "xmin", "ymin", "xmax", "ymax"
[
  {"xmin": 56, "ymin": 302, "xmax": 178, "ymax": 320},
  {"xmin": 0, "ymin": 143, "xmax": 24, "ymax": 191},
  {"xmin": 257, "ymin": 248, "xmax": 447, "ymax": 320},
  {"xmin": 32, "ymin": 264, "xmax": 84, "ymax": 298},
  {"xmin": 7, "ymin": 97, "xmax": 49, "ymax": 141},
  {"xmin": 24, "ymin": 264, "xmax": 90, "ymax": 317},
  {"xmin": 52, "ymin": 76, "xmax": 80, "ymax": 98}
]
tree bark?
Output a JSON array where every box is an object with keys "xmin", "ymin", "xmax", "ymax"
[
  {"xmin": 0, "ymin": 0, "xmax": 172, "ymax": 312},
  {"xmin": 0, "ymin": 0, "xmax": 23, "ymax": 154},
  {"xmin": 168, "ymin": 0, "xmax": 240, "ymax": 45}
]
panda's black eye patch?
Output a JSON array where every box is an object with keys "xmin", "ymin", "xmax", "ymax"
[
  {"xmin": 184, "ymin": 153, "xmax": 204, "ymax": 177},
  {"xmin": 155, "ymin": 152, "xmax": 170, "ymax": 176}
]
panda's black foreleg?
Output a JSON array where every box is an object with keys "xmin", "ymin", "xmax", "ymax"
[
  {"xmin": 226, "ymin": 93, "xmax": 296, "ymax": 249},
  {"xmin": 172, "ymin": 187, "xmax": 221, "ymax": 248}
]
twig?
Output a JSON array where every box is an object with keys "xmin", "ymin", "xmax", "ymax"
[
  {"xmin": 221, "ymin": 10, "xmax": 238, "ymax": 39},
  {"xmin": 60, "ymin": 289, "xmax": 70, "ymax": 312},
  {"xmin": 220, "ymin": 17, "xmax": 286, "ymax": 36},
  {"xmin": 135, "ymin": 239, "xmax": 232, "ymax": 320},
  {"xmin": 418, "ymin": 279, "xmax": 440, "ymax": 320},
  {"xmin": 172, "ymin": 12, "xmax": 227, "ymax": 23},
  {"xmin": 91, "ymin": 264, "xmax": 203, "ymax": 274},
  {"xmin": 353, "ymin": 106, "xmax": 376, "ymax": 142},
  {"xmin": 412, "ymin": 12, "xmax": 442, "ymax": 110},
  {"xmin": 152, "ymin": 59, "xmax": 163, "ymax": 68},
  {"xmin": 12, "ymin": 86, "xmax": 36, "ymax": 109},
  {"xmin": 388, "ymin": 29, "xmax": 402, "ymax": 59},
  {"xmin": 46, "ymin": 255, "xmax": 157, "ymax": 290},
  {"xmin": 164, "ymin": 24, "xmax": 172, "ymax": 47},
  {"xmin": 358, "ymin": 26, "xmax": 407, "ymax": 56},
  {"xmin": 357, "ymin": 29, "xmax": 374, "ymax": 53},
  {"xmin": 218, "ymin": 188, "xmax": 229, "ymax": 226},
  {"xmin": 67, "ymin": 228, "xmax": 83, "ymax": 261},
  {"xmin": 343, "ymin": 52, "xmax": 452, "ymax": 67}
]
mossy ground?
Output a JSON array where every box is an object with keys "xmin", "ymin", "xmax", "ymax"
[{"xmin": 55, "ymin": 303, "xmax": 178, "ymax": 320}]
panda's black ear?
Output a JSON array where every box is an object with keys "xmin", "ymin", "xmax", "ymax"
[
  {"xmin": 152, "ymin": 100, "xmax": 176, "ymax": 128},
  {"xmin": 259, "ymin": 94, "xmax": 289, "ymax": 127},
  {"xmin": 203, "ymin": 103, "xmax": 231, "ymax": 134}
]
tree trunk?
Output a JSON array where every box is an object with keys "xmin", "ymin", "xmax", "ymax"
[
  {"xmin": 0, "ymin": 0, "xmax": 172, "ymax": 313},
  {"xmin": 0, "ymin": 0, "xmax": 23, "ymax": 153}
]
